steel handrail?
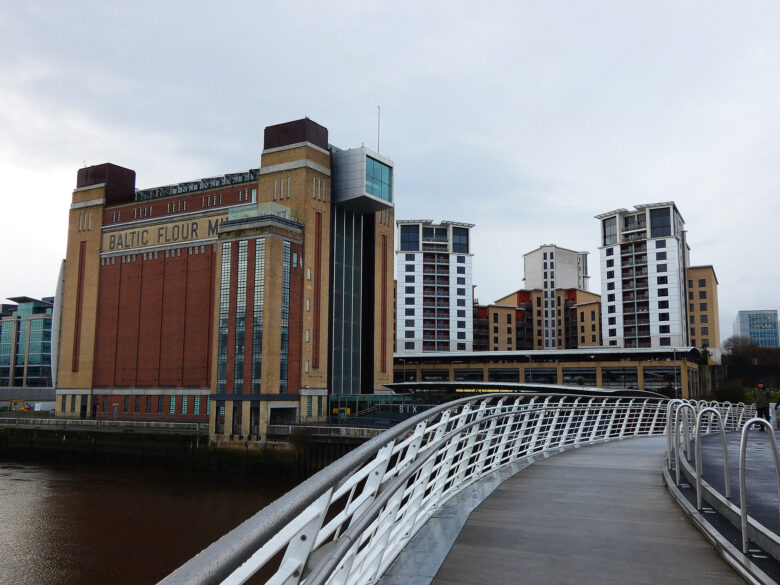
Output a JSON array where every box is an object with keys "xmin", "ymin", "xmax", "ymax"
[
  {"xmin": 739, "ymin": 418, "xmax": 780, "ymax": 554},
  {"xmin": 159, "ymin": 394, "xmax": 669, "ymax": 585},
  {"xmin": 694, "ymin": 407, "xmax": 730, "ymax": 510}
]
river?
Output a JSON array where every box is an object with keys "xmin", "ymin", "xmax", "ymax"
[{"xmin": 0, "ymin": 459, "xmax": 297, "ymax": 585}]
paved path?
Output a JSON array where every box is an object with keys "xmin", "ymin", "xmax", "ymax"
[{"xmin": 430, "ymin": 437, "xmax": 744, "ymax": 585}]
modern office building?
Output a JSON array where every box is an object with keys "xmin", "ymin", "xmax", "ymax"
[
  {"xmin": 0, "ymin": 297, "xmax": 55, "ymax": 390},
  {"xmin": 55, "ymin": 118, "xmax": 395, "ymax": 444},
  {"xmin": 473, "ymin": 288, "xmax": 601, "ymax": 351},
  {"xmin": 396, "ymin": 220, "xmax": 475, "ymax": 353},
  {"xmin": 686, "ymin": 266, "xmax": 720, "ymax": 354},
  {"xmin": 596, "ymin": 202, "xmax": 689, "ymax": 348},
  {"xmin": 734, "ymin": 310, "xmax": 779, "ymax": 347},
  {"xmin": 523, "ymin": 245, "xmax": 590, "ymax": 291}
]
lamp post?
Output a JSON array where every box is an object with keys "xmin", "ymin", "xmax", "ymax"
[
  {"xmin": 528, "ymin": 353, "xmax": 532, "ymax": 384},
  {"xmin": 673, "ymin": 347, "xmax": 679, "ymax": 399}
]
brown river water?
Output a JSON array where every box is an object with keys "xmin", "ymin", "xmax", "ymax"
[{"xmin": 0, "ymin": 460, "xmax": 296, "ymax": 585}]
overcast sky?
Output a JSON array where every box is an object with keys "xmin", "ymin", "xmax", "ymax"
[{"xmin": 2, "ymin": 1, "xmax": 779, "ymax": 342}]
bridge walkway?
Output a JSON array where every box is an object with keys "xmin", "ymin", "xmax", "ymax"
[{"xmin": 385, "ymin": 436, "xmax": 745, "ymax": 585}]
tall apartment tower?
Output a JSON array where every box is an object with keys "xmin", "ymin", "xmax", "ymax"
[
  {"xmin": 523, "ymin": 245, "xmax": 590, "ymax": 291},
  {"xmin": 734, "ymin": 310, "xmax": 779, "ymax": 347},
  {"xmin": 396, "ymin": 220, "xmax": 474, "ymax": 353},
  {"xmin": 522, "ymin": 245, "xmax": 590, "ymax": 347},
  {"xmin": 596, "ymin": 202, "xmax": 689, "ymax": 348},
  {"xmin": 55, "ymin": 118, "xmax": 394, "ymax": 443}
]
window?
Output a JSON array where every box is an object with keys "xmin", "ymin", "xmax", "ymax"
[
  {"xmin": 689, "ymin": 304, "xmax": 694, "ymax": 313},
  {"xmin": 656, "ymin": 252, "xmax": 667, "ymax": 260},
  {"xmin": 405, "ymin": 286, "xmax": 414, "ymax": 294},
  {"xmin": 453, "ymin": 228, "xmax": 469, "ymax": 253},
  {"xmin": 405, "ymin": 264, "xmax": 414, "ymax": 272},
  {"xmin": 405, "ymin": 342, "xmax": 414, "ymax": 349},
  {"xmin": 123, "ymin": 395, "xmax": 129, "ymax": 413},
  {"xmin": 457, "ymin": 331, "xmax": 465, "ymax": 339},
  {"xmin": 690, "ymin": 315, "xmax": 695, "ymax": 323},
  {"xmin": 606, "ymin": 258, "xmax": 614, "ymax": 267},
  {"xmin": 404, "ymin": 331, "xmax": 414, "ymax": 338},
  {"xmin": 493, "ymin": 336, "xmax": 498, "ymax": 344},
  {"xmin": 457, "ymin": 310, "xmax": 465, "ymax": 317},
  {"xmin": 581, "ymin": 336, "xmax": 585, "ymax": 343},
  {"xmin": 135, "ymin": 395, "xmax": 141, "ymax": 412},
  {"xmin": 493, "ymin": 326, "xmax": 499, "ymax": 333},
  {"xmin": 656, "ymin": 240, "xmax": 666, "ymax": 248},
  {"xmin": 607, "ymin": 294, "xmax": 615, "ymax": 302},
  {"xmin": 507, "ymin": 327, "xmax": 512, "ymax": 333},
  {"xmin": 457, "ymin": 288, "xmax": 466, "ymax": 296},
  {"xmin": 657, "ymin": 264, "xmax": 667, "ymax": 273},
  {"xmin": 405, "ymin": 253, "xmax": 414, "ymax": 261},
  {"xmin": 457, "ymin": 266, "xmax": 465, "ymax": 274},
  {"xmin": 701, "ymin": 327, "xmax": 709, "ymax": 335},
  {"xmin": 580, "ymin": 312, "xmax": 584, "ymax": 322},
  {"xmin": 690, "ymin": 327, "xmax": 696, "ymax": 336},
  {"xmin": 506, "ymin": 314, "xmax": 512, "ymax": 324},
  {"xmin": 592, "ymin": 335, "xmax": 596, "ymax": 342},
  {"xmin": 457, "ymin": 256, "xmax": 465, "ymax": 263},
  {"xmin": 608, "ymin": 305, "xmax": 615, "ymax": 313},
  {"xmin": 405, "ymin": 319, "xmax": 414, "ymax": 327},
  {"xmin": 457, "ymin": 343, "xmax": 466, "ymax": 350},
  {"xmin": 650, "ymin": 207, "xmax": 671, "ymax": 237},
  {"xmin": 688, "ymin": 292, "xmax": 694, "ymax": 300},
  {"xmin": 700, "ymin": 302, "xmax": 708, "ymax": 311},
  {"xmin": 181, "ymin": 395, "xmax": 188, "ymax": 415},
  {"xmin": 658, "ymin": 300, "xmax": 669, "ymax": 309},
  {"xmin": 194, "ymin": 395, "xmax": 200, "ymax": 415},
  {"xmin": 658, "ymin": 288, "xmax": 668, "ymax": 297},
  {"xmin": 405, "ymin": 308, "xmax": 415, "ymax": 316},
  {"xmin": 457, "ymin": 277, "xmax": 465, "ymax": 285},
  {"xmin": 607, "ymin": 270, "xmax": 614, "ymax": 279},
  {"xmin": 606, "ymin": 248, "xmax": 614, "ymax": 256},
  {"xmin": 158, "ymin": 396, "xmax": 164, "ymax": 414},
  {"xmin": 700, "ymin": 315, "xmax": 708, "ymax": 323},
  {"xmin": 657, "ymin": 276, "xmax": 668, "ymax": 285},
  {"xmin": 608, "ymin": 317, "xmax": 616, "ymax": 325},
  {"xmin": 607, "ymin": 282, "xmax": 614, "ymax": 290},
  {"xmin": 457, "ymin": 299, "xmax": 465, "ymax": 306},
  {"xmin": 603, "ymin": 217, "xmax": 617, "ymax": 245},
  {"xmin": 591, "ymin": 310, "xmax": 596, "ymax": 320},
  {"xmin": 169, "ymin": 396, "xmax": 176, "ymax": 414},
  {"xmin": 609, "ymin": 328, "xmax": 616, "ymax": 337},
  {"xmin": 699, "ymin": 290, "xmax": 707, "ymax": 299},
  {"xmin": 698, "ymin": 279, "xmax": 706, "ymax": 287},
  {"xmin": 659, "ymin": 313, "xmax": 669, "ymax": 321},
  {"xmin": 405, "ymin": 298, "xmax": 414, "ymax": 305},
  {"xmin": 580, "ymin": 325, "xmax": 585, "ymax": 333},
  {"xmin": 400, "ymin": 225, "xmax": 419, "ymax": 251},
  {"xmin": 493, "ymin": 313, "xmax": 498, "ymax": 323},
  {"xmin": 405, "ymin": 275, "xmax": 414, "ymax": 283},
  {"xmin": 659, "ymin": 337, "xmax": 671, "ymax": 346},
  {"xmin": 659, "ymin": 325, "xmax": 670, "ymax": 333},
  {"xmin": 458, "ymin": 321, "xmax": 466, "ymax": 328},
  {"xmin": 591, "ymin": 324, "xmax": 596, "ymax": 332},
  {"xmin": 688, "ymin": 279, "xmax": 693, "ymax": 288}
]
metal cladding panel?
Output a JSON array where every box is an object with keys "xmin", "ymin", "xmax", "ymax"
[
  {"xmin": 332, "ymin": 147, "xmax": 393, "ymax": 213},
  {"xmin": 263, "ymin": 118, "xmax": 328, "ymax": 151},
  {"xmin": 77, "ymin": 163, "xmax": 136, "ymax": 205}
]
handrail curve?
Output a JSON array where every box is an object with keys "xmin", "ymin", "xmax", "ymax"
[
  {"xmin": 694, "ymin": 407, "xmax": 730, "ymax": 510},
  {"xmin": 160, "ymin": 394, "xmax": 752, "ymax": 585},
  {"xmin": 739, "ymin": 417, "xmax": 780, "ymax": 554}
]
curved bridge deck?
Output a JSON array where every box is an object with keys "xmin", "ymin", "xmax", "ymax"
[{"xmin": 384, "ymin": 437, "xmax": 744, "ymax": 585}]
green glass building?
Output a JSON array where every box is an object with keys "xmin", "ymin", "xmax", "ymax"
[{"xmin": 0, "ymin": 297, "xmax": 54, "ymax": 388}]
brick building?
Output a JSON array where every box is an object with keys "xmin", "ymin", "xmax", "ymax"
[{"xmin": 56, "ymin": 118, "xmax": 395, "ymax": 444}]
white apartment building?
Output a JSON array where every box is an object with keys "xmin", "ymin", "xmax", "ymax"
[
  {"xmin": 595, "ymin": 202, "xmax": 689, "ymax": 348},
  {"xmin": 396, "ymin": 220, "xmax": 475, "ymax": 353}
]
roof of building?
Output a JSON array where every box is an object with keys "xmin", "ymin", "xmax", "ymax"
[
  {"xmin": 687, "ymin": 265, "xmax": 719, "ymax": 285},
  {"xmin": 395, "ymin": 219, "xmax": 475, "ymax": 228},
  {"xmin": 6, "ymin": 296, "xmax": 53, "ymax": 306},
  {"xmin": 595, "ymin": 201, "xmax": 685, "ymax": 223},
  {"xmin": 522, "ymin": 244, "xmax": 588, "ymax": 257}
]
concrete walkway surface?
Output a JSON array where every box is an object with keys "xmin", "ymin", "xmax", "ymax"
[{"xmin": 429, "ymin": 437, "xmax": 745, "ymax": 585}]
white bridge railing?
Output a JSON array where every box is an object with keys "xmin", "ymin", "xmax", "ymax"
[{"xmin": 159, "ymin": 393, "xmax": 750, "ymax": 585}]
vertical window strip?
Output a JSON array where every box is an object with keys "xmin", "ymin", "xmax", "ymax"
[
  {"xmin": 194, "ymin": 395, "xmax": 200, "ymax": 415},
  {"xmin": 280, "ymin": 241, "xmax": 291, "ymax": 393},
  {"xmin": 216, "ymin": 243, "xmax": 232, "ymax": 393},
  {"xmin": 251, "ymin": 239, "xmax": 265, "ymax": 393},
  {"xmin": 181, "ymin": 395, "xmax": 188, "ymax": 415},
  {"xmin": 233, "ymin": 241, "xmax": 248, "ymax": 393}
]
